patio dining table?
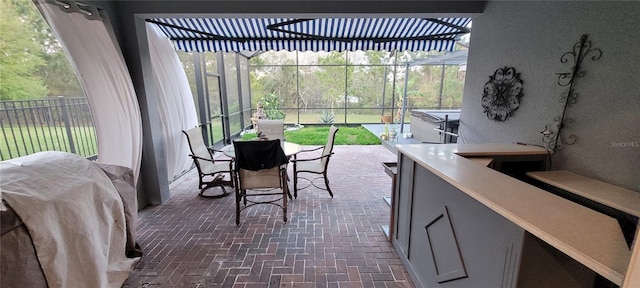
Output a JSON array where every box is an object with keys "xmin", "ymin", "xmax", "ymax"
[{"xmin": 220, "ymin": 141, "xmax": 302, "ymax": 158}]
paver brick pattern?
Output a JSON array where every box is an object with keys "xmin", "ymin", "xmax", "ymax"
[{"xmin": 123, "ymin": 145, "xmax": 414, "ymax": 288}]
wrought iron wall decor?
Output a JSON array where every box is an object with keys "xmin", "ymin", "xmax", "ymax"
[
  {"xmin": 541, "ymin": 34, "xmax": 602, "ymax": 152},
  {"xmin": 481, "ymin": 66, "xmax": 524, "ymax": 121}
]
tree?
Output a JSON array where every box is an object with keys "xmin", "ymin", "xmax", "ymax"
[
  {"xmin": 247, "ymin": 49, "xmax": 467, "ymax": 124},
  {"xmin": 27, "ymin": 0, "xmax": 84, "ymax": 97},
  {"xmin": 0, "ymin": 0, "xmax": 47, "ymax": 100},
  {"xmin": 441, "ymin": 65, "xmax": 465, "ymax": 108},
  {"xmin": 39, "ymin": 51, "xmax": 84, "ymax": 97},
  {"xmin": 249, "ymin": 53, "xmax": 296, "ymax": 109},
  {"xmin": 315, "ymin": 52, "xmax": 348, "ymax": 110},
  {"xmin": 261, "ymin": 92, "xmax": 286, "ymax": 120},
  {"xmin": 348, "ymin": 51, "xmax": 392, "ymax": 109},
  {"xmin": 0, "ymin": 0, "xmax": 83, "ymax": 99}
]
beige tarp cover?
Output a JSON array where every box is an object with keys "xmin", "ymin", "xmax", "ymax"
[{"xmin": 0, "ymin": 151, "xmax": 139, "ymax": 288}]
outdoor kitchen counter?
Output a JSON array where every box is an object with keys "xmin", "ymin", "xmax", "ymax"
[{"xmin": 393, "ymin": 143, "xmax": 631, "ymax": 287}]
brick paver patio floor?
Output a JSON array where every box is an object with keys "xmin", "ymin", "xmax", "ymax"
[{"xmin": 123, "ymin": 145, "xmax": 414, "ymax": 288}]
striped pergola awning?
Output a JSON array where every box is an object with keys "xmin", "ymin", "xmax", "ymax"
[{"xmin": 148, "ymin": 17, "xmax": 471, "ymax": 53}]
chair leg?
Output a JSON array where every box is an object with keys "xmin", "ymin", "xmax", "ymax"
[
  {"xmin": 324, "ymin": 172, "xmax": 334, "ymax": 198},
  {"xmin": 282, "ymin": 171, "xmax": 288, "ymax": 223},
  {"xmin": 243, "ymin": 189, "xmax": 247, "ymax": 205},
  {"xmin": 235, "ymin": 189, "xmax": 240, "ymax": 226},
  {"xmin": 293, "ymin": 167, "xmax": 298, "ymax": 199},
  {"xmin": 286, "ymin": 175, "xmax": 293, "ymax": 199}
]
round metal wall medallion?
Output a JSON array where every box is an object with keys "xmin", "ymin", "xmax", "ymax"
[{"xmin": 481, "ymin": 66, "xmax": 524, "ymax": 122}]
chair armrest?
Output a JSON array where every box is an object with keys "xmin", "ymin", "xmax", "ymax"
[
  {"xmin": 299, "ymin": 146, "xmax": 324, "ymax": 153},
  {"xmin": 207, "ymin": 147, "xmax": 228, "ymax": 154},
  {"xmin": 189, "ymin": 154, "xmax": 213, "ymax": 162},
  {"xmin": 189, "ymin": 154, "xmax": 233, "ymax": 163},
  {"xmin": 207, "ymin": 147, "xmax": 234, "ymax": 161},
  {"xmin": 290, "ymin": 152, "xmax": 333, "ymax": 163}
]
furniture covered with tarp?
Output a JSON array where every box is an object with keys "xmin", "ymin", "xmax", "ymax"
[{"xmin": 0, "ymin": 151, "xmax": 141, "ymax": 288}]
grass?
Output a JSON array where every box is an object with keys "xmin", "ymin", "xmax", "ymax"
[
  {"xmin": 1, "ymin": 126, "xmax": 97, "ymax": 160},
  {"xmin": 281, "ymin": 113, "xmax": 411, "ymax": 125},
  {"xmin": 241, "ymin": 125, "xmax": 381, "ymax": 145},
  {"xmin": 1, "ymin": 120, "xmax": 383, "ymax": 161}
]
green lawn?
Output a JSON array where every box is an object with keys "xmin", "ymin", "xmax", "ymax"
[
  {"xmin": 242, "ymin": 125, "xmax": 381, "ymax": 145},
  {"xmin": 1, "ymin": 126, "xmax": 96, "ymax": 160},
  {"xmin": 282, "ymin": 113, "xmax": 411, "ymax": 124},
  {"xmin": 2, "ymin": 123, "xmax": 381, "ymax": 161}
]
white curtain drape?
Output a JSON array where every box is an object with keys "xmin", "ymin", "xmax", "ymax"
[
  {"xmin": 146, "ymin": 23, "xmax": 198, "ymax": 181},
  {"xmin": 36, "ymin": 1, "xmax": 143, "ymax": 183}
]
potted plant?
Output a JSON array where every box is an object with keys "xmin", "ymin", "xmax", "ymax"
[
  {"xmin": 380, "ymin": 123, "xmax": 390, "ymax": 140},
  {"xmin": 261, "ymin": 93, "xmax": 286, "ymax": 120},
  {"xmin": 388, "ymin": 125, "xmax": 397, "ymax": 140}
]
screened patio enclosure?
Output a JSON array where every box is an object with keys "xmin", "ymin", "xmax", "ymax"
[{"xmin": 151, "ymin": 17, "xmax": 471, "ymax": 147}]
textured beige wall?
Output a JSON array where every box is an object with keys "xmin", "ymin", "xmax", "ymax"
[{"xmin": 460, "ymin": 1, "xmax": 640, "ymax": 191}]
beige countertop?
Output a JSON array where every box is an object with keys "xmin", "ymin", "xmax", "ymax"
[
  {"xmin": 527, "ymin": 170, "xmax": 640, "ymax": 218},
  {"xmin": 395, "ymin": 143, "xmax": 631, "ymax": 286}
]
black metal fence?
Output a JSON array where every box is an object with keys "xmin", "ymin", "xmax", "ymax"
[{"xmin": 0, "ymin": 97, "xmax": 97, "ymax": 161}]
